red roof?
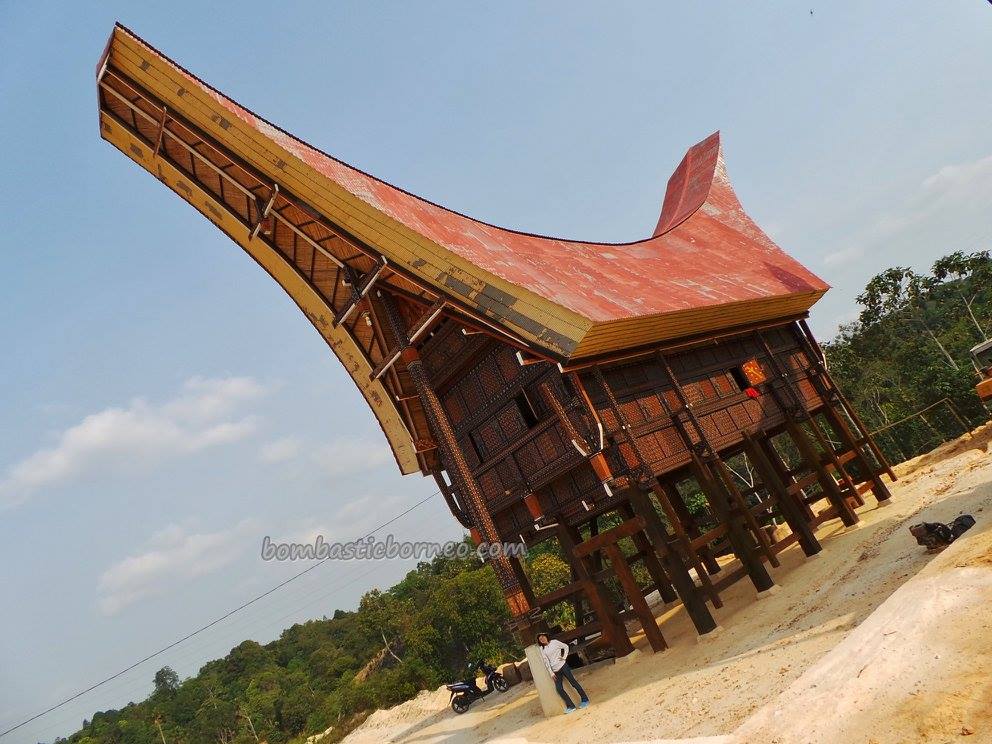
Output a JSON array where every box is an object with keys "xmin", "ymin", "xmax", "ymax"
[
  {"xmin": 100, "ymin": 24, "xmax": 829, "ymax": 362},
  {"xmin": 247, "ymin": 124, "xmax": 827, "ymax": 324}
]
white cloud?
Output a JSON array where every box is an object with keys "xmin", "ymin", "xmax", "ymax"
[
  {"xmin": 98, "ymin": 519, "xmax": 258, "ymax": 615},
  {"xmin": 260, "ymin": 437, "xmax": 302, "ymax": 464},
  {"xmin": 823, "ymin": 152, "xmax": 992, "ymax": 267},
  {"xmin": 311, "ymin": 437, "xmax": 392, "ymax": 477},
  {"xmin": 0, "ymin": 377, "xmax": 267, "ymax": 510}
]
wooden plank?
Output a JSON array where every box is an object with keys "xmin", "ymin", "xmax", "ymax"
[
  {"xmin": 535, "ymin": 580, "xmax": 585, "ymax": 609},
  {"xmin": 573, "ymin": 516, "xmax": 646, "ymax": 558},
  {"xmin": 557, "ymin": 621, "xmax": 602, "ymax": 645}
]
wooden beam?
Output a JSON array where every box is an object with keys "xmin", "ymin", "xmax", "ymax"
[
  {"xmin": 628, "ymin": 488, "xmax": 719, "ymax": 634},
  {"xmin": 557, "ymin": 523, "xmax": 634, "ymax": 657},
  {"xmin": 573, "ymin": 516, "xmax": 645, "ymax": 558},
  {"xmin": 604, "ymin": 543, "xmax": 667, "ymax": 652},
  {"xmin": 334, "ymin": 259, "xmax": 388, "ymax": 326},
  {"xmin": 743, "ymin": 431, "xmax": 821, "ymax": 557}
]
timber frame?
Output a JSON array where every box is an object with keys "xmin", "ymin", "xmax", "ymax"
[{"xmin": 95, "ymin": 25, "xmax": 896, "ymax": 658}]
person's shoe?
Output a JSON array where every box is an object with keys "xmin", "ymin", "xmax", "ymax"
[
  {"xmin": 579, "ymin": 700, "xmax": 590, "ymax": 708},
  {"xmin": 564, "ymin": 707, "xmax": 576, "ymax": 714}
]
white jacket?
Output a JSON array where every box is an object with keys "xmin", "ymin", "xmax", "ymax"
[{"xmin": 540, "ymin": 639, "xmax": 570, "ymax": 674}]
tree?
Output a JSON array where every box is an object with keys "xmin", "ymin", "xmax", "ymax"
[
  {"xmin": 931, "ymin": 250, "xmax": 991, "ymax": 342},
  {"xmin": 858, "ymin": 267, "xmax": 959, "ymax": 369},
  {"xmin": 153, "ymin": 667, "xmax": 180, "ymax": 698}
]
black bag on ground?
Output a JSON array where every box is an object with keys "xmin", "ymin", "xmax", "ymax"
[{"xmin": 909, "ymin": 514, "xmax": 976, "ymax": 550}]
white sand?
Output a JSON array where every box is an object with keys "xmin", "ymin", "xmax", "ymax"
[{"xmin": 344, "ymin": 424, "xmax": 992, "ymax": 744}]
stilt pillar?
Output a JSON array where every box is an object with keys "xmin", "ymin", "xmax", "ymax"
[
  {"xmin": 628, "ymin": 488, "xmax": 719, "ymax": 635},
  {"xmin": 785, "ymin": 419, "xmax": 859, "ymax": 527},
  {"xmin": 744, "ymin": 431, "xmax": 821, "ymax": 557},
  {"xmin": 692, "ymin": 457, "xmax": 775, "ymax": 593}
]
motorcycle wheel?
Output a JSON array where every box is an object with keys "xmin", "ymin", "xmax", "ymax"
[
  {"xmin": 451, "ymin": 695, "xmax": 471, "ymax": 714},
  {"xmin": 493, "ymin": 675, "xmax": 509, "ymax": 693}
]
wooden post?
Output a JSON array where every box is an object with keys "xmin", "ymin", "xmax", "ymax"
[
  {"xmin": 653, "ymin": 351, "xmax": 777, "ymax": 590},
  {"xmin": 376, "ymin": 291, "xmax": 535, "ymax": 624},
  {"xmin": 807, "ymin": 413, "xmax": 864, "ymax": 508},
  {"xmin": 711, "ymin": 457, "xmax": 781, "ymax": 568},
  {"xmin": 603, "ymin": 543, "xmax": 667, "ymax": 652},
  {"xmin": 759, "ymin": 436, "xmax": 815, "ymax": 521},
  {"xmin": 628, "ymin": 488, "xmax": 719, "ymax": 635},
  {"xmin": 653, "ymin": 481, "xmax": 723, "ymax": 607},
  {"xmin": 556, "ymin": 524, "xmax": 634, "ymax": 657},
  {"xmin": 785, "ymin": 420, "xmax": 859, "ymax": 527},
  {"xmin": 743, "ymin": 431, "xmax": 821, "ymax": 557},
  {"xmin": 798, "ymin": 358, "xmax": 893, "ymax": 504},
  {"xmin": 619, "ymin": 501, "xmax": 678, "ymax": 603},
  {"xmin": 663, "ymin": 480, "xmax": 722, "ymax": 575},
  {"xmin": 796, "ymin": 320, "xmax": 897, "ymax": 481},
  {"xmin": 692, "ymin": 456, "xmax": 775, "ymax": 593}
]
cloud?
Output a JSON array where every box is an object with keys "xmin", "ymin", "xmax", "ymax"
[
  {"xmin": 260, "ymin": 437, "xmax": 302, "ymax": 464},
  {"xmin": 98, "ymin": 519, "xmax": 258, "ymax": 615},
  {"xmin": 823, "ymin": 152, "xmax": 992, "ymax": 267},
  {"xmin": 311, "ymin": 437, "xmax": 392, "ymax": 477},
  {"xmin": 0, "ymin": 377, "xmax": 266, "ymax": 510}
]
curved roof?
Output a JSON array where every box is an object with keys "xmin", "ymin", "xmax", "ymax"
[{"xmin": 97, "ymin": 24, "xmax": 828, "ymax": 363}]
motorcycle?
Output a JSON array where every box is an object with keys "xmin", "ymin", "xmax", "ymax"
[{"xmin": 446, "ymin": 660, "xmax": 509, "ymax": 714}]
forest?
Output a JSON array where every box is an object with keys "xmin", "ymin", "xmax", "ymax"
[{"xmin": 57, "ymin": 250, "xmax": 991, "ymax": 744}]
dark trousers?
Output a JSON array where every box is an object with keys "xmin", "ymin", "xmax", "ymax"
[{"xmin": 553, "ymin": 663, "xmax": 588, "ymax": 708}]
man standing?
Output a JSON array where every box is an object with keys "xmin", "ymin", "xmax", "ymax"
[{"xmin": 537, "ymin": 632, "xmax": 589, "ymax": 713}]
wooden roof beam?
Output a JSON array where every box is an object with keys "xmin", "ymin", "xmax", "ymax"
[{"xmin": 334, "ymin": 258, "xmax": 388, "ymax": 327}]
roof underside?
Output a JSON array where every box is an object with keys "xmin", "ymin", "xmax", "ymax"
[{"xmin": 95, "ymin": 24, "xmax": 830, "ymax": 476}]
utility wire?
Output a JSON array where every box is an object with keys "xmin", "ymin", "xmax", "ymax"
[{"xmin": 0, "ymin": 490, "xmax": 439, "ymax": 740}]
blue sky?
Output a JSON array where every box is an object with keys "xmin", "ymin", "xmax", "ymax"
[{"xmin": 1, "ymin": 1, "xmax": 990, "ymax": 740}]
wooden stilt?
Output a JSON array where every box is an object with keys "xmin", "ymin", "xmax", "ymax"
[
  {"xmin": 759, "ymin": 436, "xmax": 815, "ymax": 521},
  {"xmin": 743, "ymin": 432, "xmax": 821, "ymax": 557},
  {"xmin": 796, "ymin": 320, "xmax": 897, "ymax": 482},
  {"xmin": 652, "ymin": 482, "xmax": 723, "ymax": 607},
  {"xmin": 619, "ymin": 502, "xmax": 678, "ymax": 603},
  {"xmin": 603, "ymin": 543, "xmax": 667, "ymax": 652},
  {"xmin": 692, "ymin": 457, "xmax": 775, "ymax": 593},
  {"xmin": 785, "ymin": 420, "xmax": 859, "ymax": 527},
  {"xmin": 711, "ymin": 457, "xmax": 781, "ymax": 568},
  {"xmin": 821, "ymin": 403, "xmax": 893, "ymax": 503},
  {"xmin": 629, "ymin": 488, "xmax": 719, "ymax": 634},
  {"xmin": 556, "ymin": 524, "xmax": 633, "ymax": 657},
  {"xmin": 807, "ymin": 414, "xmax": 864, "ymax": 508},
  {"xmin": 663, "ymin": 480, "xmax": 722, "ymax": 575}
]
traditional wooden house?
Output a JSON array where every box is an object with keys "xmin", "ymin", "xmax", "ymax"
[{"xmin": 95, "ymin": 24, "xmax": 895, "ymax": 657}]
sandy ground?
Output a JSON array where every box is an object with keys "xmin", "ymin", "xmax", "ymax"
[{"xmin": 344, "ymin": 424, "xmax": 992, "ymax": 744}]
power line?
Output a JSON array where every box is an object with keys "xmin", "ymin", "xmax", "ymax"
[{"xmin": 0, "ymin": 490, "xmax": 439, "ymax": 740}]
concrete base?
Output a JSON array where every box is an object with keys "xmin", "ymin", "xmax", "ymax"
[
  {"xmin": 756, "ymin": 584, "xmax": 781, "ymax": 600},
  {"xmin": 876, "ymin": 498, "xmax": 894, "ymax": 508},
  {"xmin": 805, "ymin": 551, "xmax": 824, "ymax": 560},
  {"xmin": 524, "ymin": 644, "xmax": 562, "ymax": 717},
  {"xmin": 695, "ymin": 625, "xmax": 725, "ymax": 644}
]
